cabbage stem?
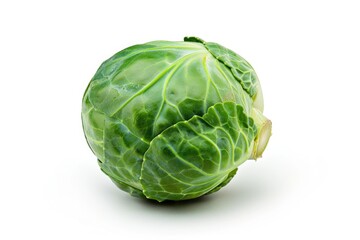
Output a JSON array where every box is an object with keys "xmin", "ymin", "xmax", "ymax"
[{"xmin": 250, "ymin": 108, "xmax": 272, "ymax": 160}]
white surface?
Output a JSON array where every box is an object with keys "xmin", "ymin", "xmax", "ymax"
[{"xmin": 1, "ymin": 0, "xmax": 359, "ymax": 239}]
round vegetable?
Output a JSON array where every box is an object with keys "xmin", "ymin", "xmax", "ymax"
[{"xmin": 81, "ymin": 36, "xmax": 272, "ymax": 202}]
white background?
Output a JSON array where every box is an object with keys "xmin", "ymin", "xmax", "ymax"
[{"xmin": 1, "ymin": 0, "xmax": 359, "ymax": 239}]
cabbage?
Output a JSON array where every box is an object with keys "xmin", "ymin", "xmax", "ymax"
[{"xmin": 81, "ymin": 37, "xmax": 272, "ymax": 201}]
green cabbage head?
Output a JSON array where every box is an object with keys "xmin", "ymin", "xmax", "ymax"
[{"xmin": 81, "ymin": 37, "xmax": 272, "ymax": 202}]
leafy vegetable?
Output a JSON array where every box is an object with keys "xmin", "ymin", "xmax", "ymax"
[{"xmin": 81, "ymin": 36, "xmax": 272, "ymax": 202}]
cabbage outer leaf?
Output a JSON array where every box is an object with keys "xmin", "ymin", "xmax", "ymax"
[{"xmin": 141, "ymin": 102, "xmax": 256, "ymax": 201}]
